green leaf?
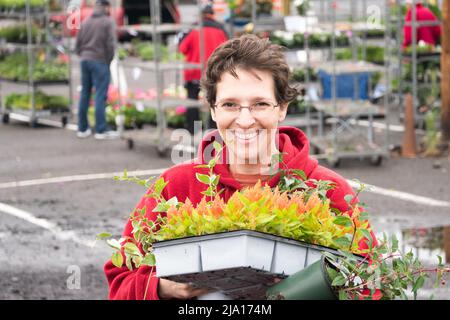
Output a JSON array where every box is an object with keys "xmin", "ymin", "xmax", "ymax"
[
  {"xmin": 412, "ymin": 275, "xmax": 426, "ymax": 296},
  {"xmin": 291, "ymin": 169, "xmax": 307, "ymax": 181},
  {"xmin": 196, "ymin": 173, "xmax": 211, "ymax": 185},
  {"xmin": 141, "ymin": 253, "xmax": 156, "ymax": 266},
  {"xmin": 106, "ymin": 239, "xmax": 122, "ymax": 251},
  {"xmin": 333, "ymin": 237, "xmax": 351, "ymax": 248},
  {"xmin": 153, "ymin": 177, "xmax": 168, "ymax": 196},
  {"xmin": 331, "ymin": 274, "xmax": 347, "ymax": 287},
  {"xmin": 194, "ymin": 164, "xmax": 210, "ymax": 169},
  {"xmin": 153, "ymin": 203, "xmax": 170, "ymax": 213},
  {"xmin": 391, "ymin": 234, "xmax": 399, "ymax": 252},
  {"xmin": 125, "ymin": 254, "xmax": 133, "ymax": 270},
  {"xmin": 111, "ymin": 251, "xmax": 123, "ymax": 268},
  {"xmin": 338, "ymin": 290, "xmax": 348, "ymax": 300},
  {"xmin": 358, "ymin": 211, "xmax": 369, "ymax": 221},
  {"xmin": 333, "ymin": 216, "xmax": 353, "ymax": 227},
  {"xmin": 166, "ymin": 196, "xmax": 179, "ymax": 207},
  {"xmin": 326, "ymin": 266, "xmax": 339, "ymax": 281},
  {"xmin": 344, "ymin": 194, "xmax": 354, "ymax": 205},
  {"xmin": 213, "ymin": 141, "xmax": 222, "ymax": 152},
  {"xmin": 96, "ymin": 232, "xmax": 112, "ymax": 240},
  {"xmin": 208, "ymin": 158, "xmax": 217, "ymax": 168},
  {"xmin": 123, "ymin": 242, "xmax": 140, "ymax": 255}
]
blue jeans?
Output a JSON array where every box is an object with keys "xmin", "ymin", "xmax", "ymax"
[{"xmin": 78, "ymin": 60, "xmax": 111, "ymax": 133}]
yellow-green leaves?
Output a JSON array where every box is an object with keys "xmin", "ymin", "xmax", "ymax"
[{"xmin": 111, "ymin": 252, "xmax": 123, "ymax": 268}]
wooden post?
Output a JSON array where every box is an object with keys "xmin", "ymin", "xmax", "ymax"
[
  {"xmin": 282, "ymin": 0, "xmax": 290, "ymax": 15},
  {"xmin": 444, "ymin": 226, "xmax": 450, "ymax": 264},
  {"xmin": 441, "ymin": 0, "xmax": 450, "ymax": 141}
]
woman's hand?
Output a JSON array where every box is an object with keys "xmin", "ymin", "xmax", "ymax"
[{"xmin": 157, "ymin": 278, "xmax": 212, "ymax": 300}]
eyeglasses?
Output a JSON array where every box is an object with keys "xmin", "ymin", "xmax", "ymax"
[{"xmin": 213, "ymin": 101, "xmax": 279, "ymax": 116}]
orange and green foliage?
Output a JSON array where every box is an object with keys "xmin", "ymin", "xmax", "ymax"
[{"xmin": 151, "ymin": 180, "xmax": 371, "ymax": 254}]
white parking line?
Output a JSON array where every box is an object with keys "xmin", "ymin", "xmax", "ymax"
[
  {"xmin": 346, "ymin": 180, "xmax": 450, "ymax": 208},
  {"xmin": 0, "ymin": 169, "xmax": 166, "ymax": 189},
  {"xmin": 0, "ymin": 202, "xmax": 93, "ymax": 247}
]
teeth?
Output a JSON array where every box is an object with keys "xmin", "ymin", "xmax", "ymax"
[{"xmin": 234, "ymin": 131, "xmax": 258, "ymax": 140}]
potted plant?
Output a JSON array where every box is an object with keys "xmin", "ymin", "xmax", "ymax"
[{"xmin": 294, "ymin": 0, "xmax": 310, "ymax": 16}]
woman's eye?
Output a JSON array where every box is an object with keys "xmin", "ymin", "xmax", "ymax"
[
  {"xmin": 254, "ymin": 102, "xmax": 271, "ymax": 107},
  {"xmin": 222, "ymin": 102, "xmax": 237, "ymax": 108}
]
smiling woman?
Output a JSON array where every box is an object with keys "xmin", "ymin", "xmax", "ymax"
[{"xmin": 104, "ymin": 34, "xmax": 377, "ymax": 300}]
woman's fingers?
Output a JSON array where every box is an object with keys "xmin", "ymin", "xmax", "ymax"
[{"xmin": 158, "ymin": 278, "xmax": 213, "ymax": 300}]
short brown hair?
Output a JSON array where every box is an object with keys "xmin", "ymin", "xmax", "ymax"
[{"xmin": 201, "ymin": 34, "xmax": 298, "ymax": 108}]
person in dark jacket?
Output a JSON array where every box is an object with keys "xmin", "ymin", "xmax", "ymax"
[
  {"xmin": 178, "ymin": 4, "xmax": 229, "ymax": 135},
  {"xmin": 75, "ymin": 0, "xmax": 118, "ymax": 140}
]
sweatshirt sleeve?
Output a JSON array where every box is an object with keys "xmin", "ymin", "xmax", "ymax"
[
  {"xmin": 105, "ymin": 19, "xmax": 116, "ymax": 65},
  {"xmin": 75, "ymin": 27, "xmax": 83, "ymax": 56},
  {"xmin": 104, "ymin": 189, "xmax": 162, "ymax": 300}
]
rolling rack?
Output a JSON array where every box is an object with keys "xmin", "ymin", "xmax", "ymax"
[
  {"xmin": 0, "ymin": 0, "xmax": 72, "ymax": 128},
  {"xmin": 305, "ymin": 0, "xmax": 392, "ymax": 167},
  {"xmin": 391, "ymin": 0, "xmax": 442, "ymax": 129},
  {"xmin": 116, "ymin": 0, "xmax": 205, "ymax": 157}
]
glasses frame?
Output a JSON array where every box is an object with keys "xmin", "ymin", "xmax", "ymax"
[{"xmin": 213, "ymin": 101, "xmax": 280, "ymax": 115}]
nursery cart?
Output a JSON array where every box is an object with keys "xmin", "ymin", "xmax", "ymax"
[
  {"xmin": 115, "ymin": 0, "xmax": 206, "ymax": 157},
  {"xmin": 303, "ymin": 0, "xmax": 394, "ymax": 167},
  {"xmin": 0, "ymin": 0, "xmax": 72, "ymax": 128},
  {"xmin": 390, "ymin": 0, "xmax": 442, "ymax": 129}
]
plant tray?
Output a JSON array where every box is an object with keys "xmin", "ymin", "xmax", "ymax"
[{"xmin": 153, "ymin": 230, "xmax": 342, "ymax": 300}]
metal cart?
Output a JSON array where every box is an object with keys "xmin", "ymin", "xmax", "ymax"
[{"xmin": 0, "ymin": 0, "xmax": 72, "ymax": 128}]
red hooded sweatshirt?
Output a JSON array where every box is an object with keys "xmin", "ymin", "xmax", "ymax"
[
  {"xmin": 402, "ymin": 3, "xmax": 441, "ymax": 48},
  {"xmin": 104, "ymin": 127, "xmax": 377, "ymax": 300}
]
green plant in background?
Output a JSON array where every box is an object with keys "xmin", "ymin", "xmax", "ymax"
[
  {"xmin": 294, "ymin": 0, "xmax": 310, "ymax": 16},
  {"xmin": 335, "ymin": 46, "xmax": 385, "ymax": 65},
  {"xmin": 5, "ymin": 91, "xmax": 68, "ymax": 111},
  {"xmin": 234, "ymin": 0, "xmax": 273, "ymax": 18},
  {"xmin": 0, "ymin": 53, "xmax": 68, "ymax": 81},
  {"xmin": 126, "ymin": 41, "xmax": 184, "ymax": 62},
  {"xmin": 291, "ymin": 67, "xmax": 318, "ymax": 83},
  {"xmin": 422, "ymin": 107, "xmax": 440, "ymax": 157},
  {"xmin": 117, "ymin": 47, "xmax": 129, "ymax": 60},
  {"xmin": 0, "ymin": 0, "xmax": 48, "ymax": 10},
  {"xmin": 0, "ymin": 24, "xmax": 45, "ymax": 43}
]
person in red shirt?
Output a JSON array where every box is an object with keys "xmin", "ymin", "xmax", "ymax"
[
  {"xmin": 104, "ymin": 34, "xmax": 377, "ymax": 300},
  {"xmin": 402, "ymin": 0, "xmax": 441, "ymax": 49},
  {"xmin": 178, "ymin": 4, "xmax": 229, "ymax": 135}
]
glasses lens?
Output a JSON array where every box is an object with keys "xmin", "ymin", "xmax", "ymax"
[{"xmin": 251, "ymin": 102, "xmax": 274, "ymax": 114}]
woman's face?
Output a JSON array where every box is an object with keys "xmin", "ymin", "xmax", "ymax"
[{"xmin": 211, "ymin": 67, "xmax": 288, "ymax": 166}]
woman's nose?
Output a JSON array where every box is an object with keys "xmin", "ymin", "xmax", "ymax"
[{"xmin": 235, "ymin": 108, "xmax": 256, "ymax": 128}]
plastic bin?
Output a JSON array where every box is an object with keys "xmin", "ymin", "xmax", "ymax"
[{"xmin": 318, "ymin": 70, "xmax": 371, "ymax": 100}]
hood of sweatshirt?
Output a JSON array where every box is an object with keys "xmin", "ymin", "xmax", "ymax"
[{"xmin": 196, "ymin": 126, "xmax": 319, "ymax": 191}]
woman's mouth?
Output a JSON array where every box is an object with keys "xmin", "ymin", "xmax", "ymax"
[{"xmin": 233, "ymin": 130, "xmax": 259, "ymax": 143}]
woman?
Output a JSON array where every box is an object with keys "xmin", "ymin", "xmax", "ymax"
[{"xmin": 104, "ymin": 34, "xmax": 376, "ymax": 300}]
